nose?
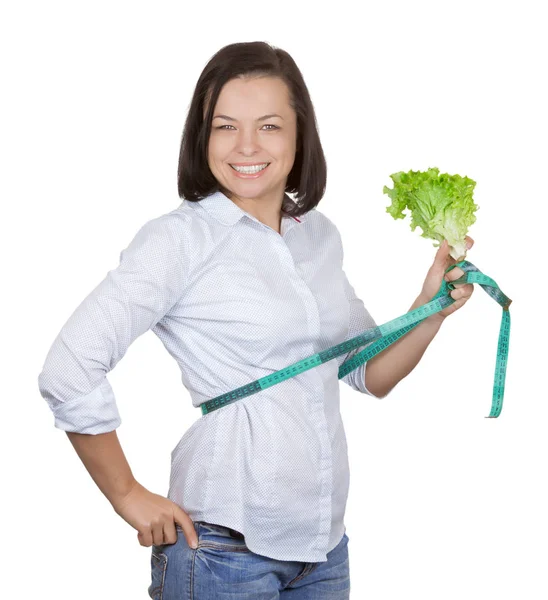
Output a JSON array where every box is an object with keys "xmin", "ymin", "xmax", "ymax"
[{"xmin": 234, "ymin": 127, "xmax": 262, "ymax": 155}]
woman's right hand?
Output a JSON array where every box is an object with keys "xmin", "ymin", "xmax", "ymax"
[{"xmin": 112, "ymin": 480, "xmax": 198, "ymax": 549}]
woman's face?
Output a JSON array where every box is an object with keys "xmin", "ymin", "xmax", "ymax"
[{"xmin": 206, "ymin": 76, "xmax": 298, "ymax": 205}]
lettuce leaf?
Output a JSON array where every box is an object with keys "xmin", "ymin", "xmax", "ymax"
[{"xmin": 383, "ymin": 167, "xmax": 479, "ymax": 260}]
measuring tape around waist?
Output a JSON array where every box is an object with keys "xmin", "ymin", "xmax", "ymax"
[{"xmin": 199, "ymin": 260, "xmax": 512, "ymax": 418}]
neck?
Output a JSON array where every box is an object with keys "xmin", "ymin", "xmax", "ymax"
[{"xmin": 222, "ymin": 188, "xmax": 285, "ymax": 232}]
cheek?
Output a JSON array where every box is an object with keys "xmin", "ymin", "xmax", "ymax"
[
  {"xmin": 208, "ymin": 134, "xmax": 231, "ymax": 159},
  {"xmin": 269, "ymin": 135, "xmax": 296, "ymax": 159}
]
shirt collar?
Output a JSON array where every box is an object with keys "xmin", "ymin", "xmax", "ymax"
[{"xmin": 195, "ymin": 189, "xmax": 308, "ymax": 227}]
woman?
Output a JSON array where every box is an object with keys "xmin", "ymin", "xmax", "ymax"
[{"xmin": 37, "ymin": 41, "xmax": 474, "ymax": 599}]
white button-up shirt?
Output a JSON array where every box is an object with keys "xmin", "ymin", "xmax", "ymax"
[{"xmin": 37, "ymin": 189, "xmax": 389, "ymax": 562}]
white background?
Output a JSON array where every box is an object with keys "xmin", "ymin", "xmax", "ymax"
[{"xmin": 2, "ymin": 1, "xmax": 545, "ymax": 598}]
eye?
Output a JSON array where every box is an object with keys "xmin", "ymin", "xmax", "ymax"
[{"xmin": 215, "ymin": 124, "xmax": 280, "ymax": 131}]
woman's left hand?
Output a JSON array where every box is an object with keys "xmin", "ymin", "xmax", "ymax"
[{"xmin": 419, "ymin": 236, "xmax": 475, "ymax": 321}]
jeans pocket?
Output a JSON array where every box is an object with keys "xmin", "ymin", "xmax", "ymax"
[
  {"xmin": 202, "ymin": 522, "xmax": 245, "ymax": 539},
  {"xmin": 148, "ymin": 550, "xmax": 168, "ymax": 599},
  {"xmin": 197, "ymin": 522, "xmax": 251, "ymax": 552}
]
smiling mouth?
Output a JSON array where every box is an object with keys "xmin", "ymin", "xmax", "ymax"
[{"xmin": 229, "ymin": 163, "xmax": 271, "ymax": 173}]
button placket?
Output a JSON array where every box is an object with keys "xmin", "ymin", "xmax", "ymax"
[
  {"xmin": 247, "ymin": 219, "xmax": 333, "ymax": 555},
  {"xmin": 270, "ymin": 232, "xmax": 333, "ymax": 553}
]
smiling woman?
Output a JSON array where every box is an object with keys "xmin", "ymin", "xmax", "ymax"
[
  {"xmin": 38, "ymin": 40, "xmax": 361, "ymax": 600},
  {"xmin": 177, "ymin": 41, "xmax": 327, "ymax": 225}
]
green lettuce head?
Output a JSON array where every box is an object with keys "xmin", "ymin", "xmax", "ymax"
[{"xmin": 383, "ymin": 167, "xmax": 479, "ymax": 260}]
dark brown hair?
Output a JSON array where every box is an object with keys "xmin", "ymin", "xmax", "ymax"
[{"xmin": 177, "ymin": 41, "xmax": 327, "ymax": 217}]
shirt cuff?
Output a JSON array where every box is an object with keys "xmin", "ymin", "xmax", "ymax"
[{"xmin": 51, "ymin": 379, "xmax": 121, "ymax": 434}]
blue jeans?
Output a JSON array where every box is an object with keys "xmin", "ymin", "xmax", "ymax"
[{"xmin": 148, "ymin": 520, "xmax": 350, "ymax": 599}]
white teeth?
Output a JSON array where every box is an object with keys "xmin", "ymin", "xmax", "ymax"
[{"xmin": 231, "ymin": 163, "xmax": 269, "ymax": 174}]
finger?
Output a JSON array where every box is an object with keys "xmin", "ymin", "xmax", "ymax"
[
  {"xmin": 162, "ymin": 520, "xmax": 178, "ymax": 546},
  {"xmin": 450, "ymin": 288, "xmax": 465, "ymax": 300},
  {"xmin": 453, "ymin": 281, "xmax": 472, "ymax": 291},
  {"xmin": 173, "ymin": 505, "xmax": 199, "ymax": 549},
  {"xmin": 435, "ymin": 239, "xmax": 448, "ymax": 261},
  {"xmin": 453, "ymin": 284, "xmax": 474, "ymax": 296},
  {"xmin": 444, "ymin": 267, "xmax": 464, "ymax": 282},
  {"xmin": 465, "ymin": 235, "xmax": 474, "ymax": 250},
  {"xmin": 436, "ymin": 239, "xmax": 457, "ymax": 272},
  {"xmin": 137, "ymin": 528, "xmax": 152, "ymax": 548},
  {"xmin": 450, "ymin": 285, "xmax": 473, "ymax": 300},
  {"xmin": 152, "ymin": 521, "xmax": 164, "ymax": 547},
  {"xmin": 448, "ymin": 296, "xmax": 467, "ymax": 309}
]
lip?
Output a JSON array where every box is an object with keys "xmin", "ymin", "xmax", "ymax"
[
  {"xmin": 230, "ymin": 162, "xmax": 271, "ymax": 166},
  {"xmin": 229, "ymin": 163, "xmax": 271, "ymax": 179}
]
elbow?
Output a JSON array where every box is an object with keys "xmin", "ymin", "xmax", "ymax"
[
  {"xmin": 364, "ymin": 360, "xmax": 393, "ymax": 399},
  {"xmin": 38, "ymin": 367, "xmax": 62, "ymax": 412},
  {"xmin": 38, "ymin": 370, "xmax": 122, "ymax": 434}
]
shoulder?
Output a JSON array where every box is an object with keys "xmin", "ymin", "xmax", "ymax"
[
  {"xmin": 306, "ymin": 206, "xmax": 338, "ymax": 231},
  {"xmin": 131, "ymin": 203, "xmax": 195, "ymax": 248},
  {"xmin": 146, "ymin": 204, "xmax": 193, "ymax": 237},
  {"xmin": 119, "ymin": 206, "xmax": 194, "ymax": 274},
  {"xmin": 306, "ymin": 208, "xmax": 342, "ymax": 246}
]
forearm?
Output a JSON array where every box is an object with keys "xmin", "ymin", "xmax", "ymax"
[
  {"xmin": 364, "ymin": 294, "xmax": 445, "ymax": 398},
  {"xmin": 66, "ymin": 430, "xmax": 137, "ymax": 510}
]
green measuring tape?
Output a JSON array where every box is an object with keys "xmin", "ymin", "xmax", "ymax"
[{"xmin": 200, "ymin": 260, "xmax": 511, "ymax": 418}]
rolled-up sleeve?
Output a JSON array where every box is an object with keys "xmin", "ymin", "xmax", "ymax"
[
  {"xmin": 334, "ymin": 228, "xmax": 389, "ymax": 399},
  {"xmin": 37, "ymin": 214, "xmax": 188, "ymax": 434}
]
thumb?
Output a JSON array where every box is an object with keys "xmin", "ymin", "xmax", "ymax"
[
  {"xmin": 173, "ymin": 504, "xmax": 199, "ymax": 549},
  {"xmin": 435, "ymin": 239, "xmax": 449, "ymax": 265}
]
